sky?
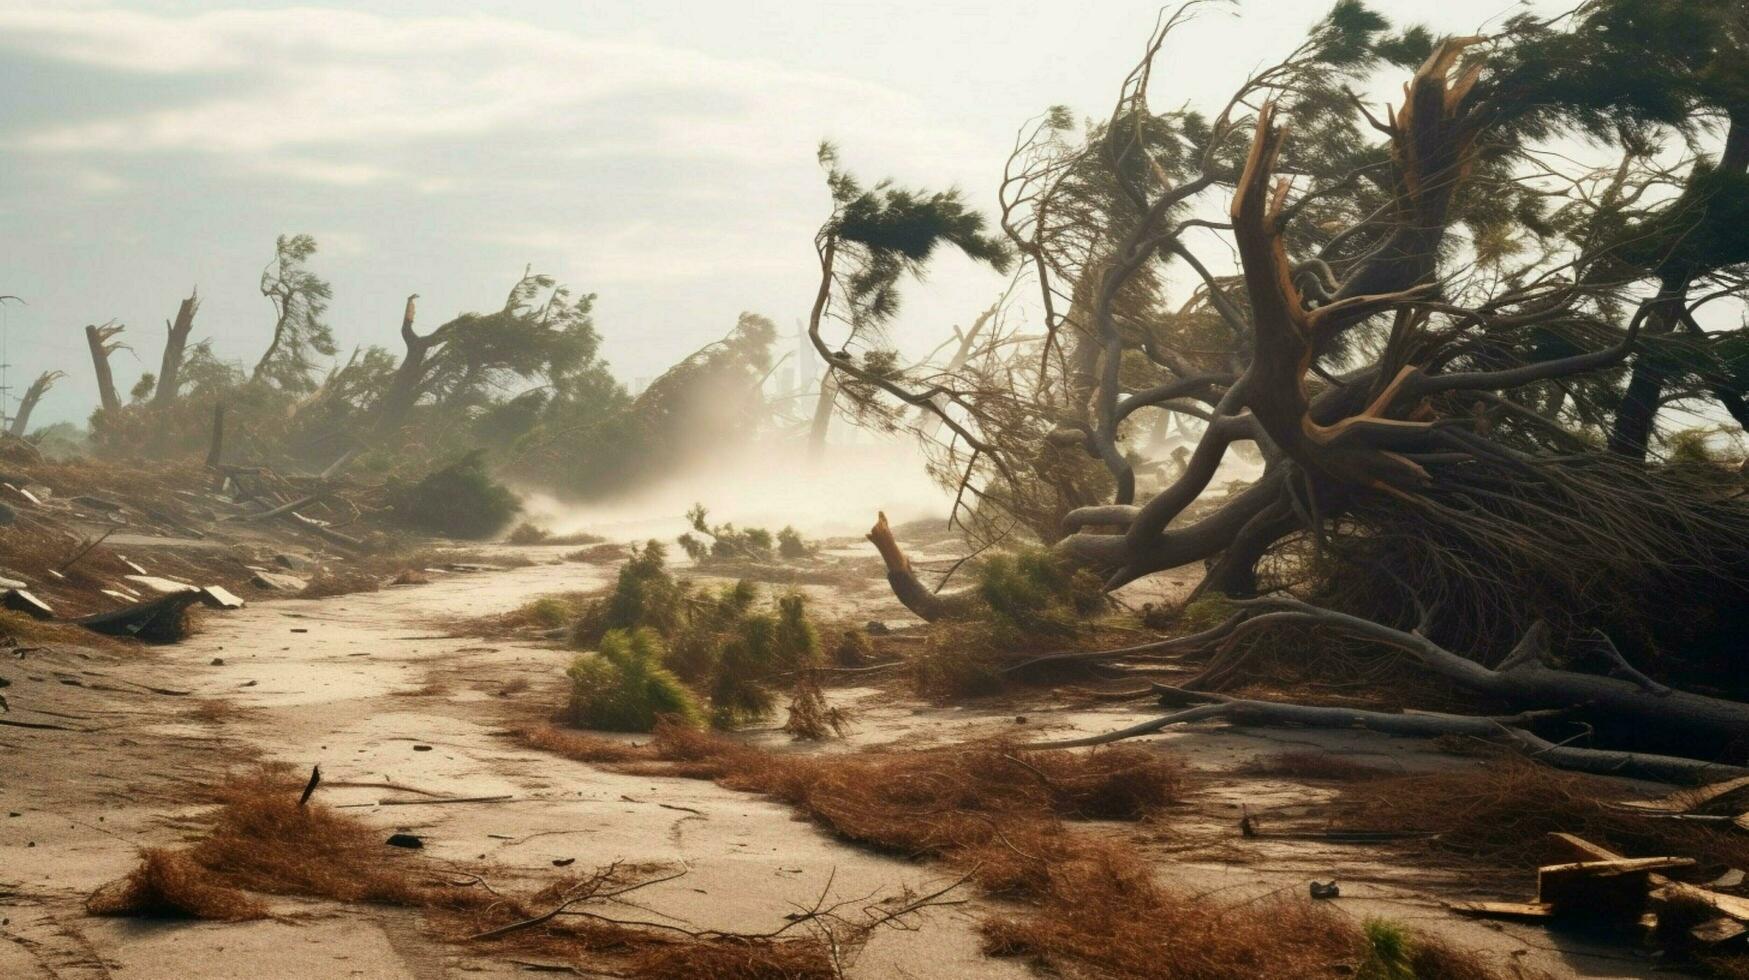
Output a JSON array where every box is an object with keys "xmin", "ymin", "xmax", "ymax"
[{"xmin": 0, "ymin": 0, "xmax": 1563, "ymax": 428}]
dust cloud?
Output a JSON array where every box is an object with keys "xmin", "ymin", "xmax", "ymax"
[{"xmin": 517, "ymin": 434, "xmax": 954, "ymax": 543}]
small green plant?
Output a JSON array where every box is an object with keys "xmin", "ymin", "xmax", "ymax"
[
  {"xmin": 1356, "ymin": 919, "xmax": 1415, "ymax": 980},
  {"xmin": 975, "ymin": 546, "xmax": 1110, "ymax": 640},
  {"xmin": 706, "ymin": 592, "xmax": 821, "ymax": 726},
  {"xmin": 573, "ymin": 541, "xmax": 687, "ymax": 647},
  {"xmin": 566, "ymin": 628, "xmax": 703, "ymax": 732},
  {"xmin": 388, "ymin": 451, "xmax": 521, "ymax": 539},
  {"xmin": 676, "ymin": 504, "xmax": 814, "ymax": 564},
  {"xmin": 523, "ymin": 596, "xmax": 578, "ymax": 630}
]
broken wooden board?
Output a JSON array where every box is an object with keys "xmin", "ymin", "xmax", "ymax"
[
  {"xmin": 1549, "ymin": 833, "xmax": 1749, "ymax": 922},
  {"xmin": 2, "ymin": 589, "xmax": 53, "ymax": 620},
  {"xmin": 122, "ymin": 575, "xmax": 197, "ymax": 595},
  {"xmin": 1692, "ymin": 918, "xmax": 1749, "ymax": 944},
  {"xmin": 198, "ymin": 586, "xmax": 245, "ymax": 610},
  {"xmin": 1451, "ymin": 901, "xmax": 1555, "ymax": 921},
  {"xmin": 1617, "ymin": 776, "xmax": 1749, "ymax": 814},
  {"xmin": 1538, "ymin": 856, "xmax": 1695, "ymax": 919}
]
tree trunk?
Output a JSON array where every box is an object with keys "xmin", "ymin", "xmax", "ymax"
[
  {"xmin": 8, "ymin": 371, "xmax": 63, "ymax": 438},
  {"xmin": 806, "ymin": 370, "xmax": 837, "ymax": 459},
  {"xmin": 84, "ymin": 323, "xmax": 125, "ymax": 415},
  {"xmin": 205, "ymin": 403, "xmax": 225, "ymax": 468},
  {"xmin": 375, "ymin": 295, "xmax": 435, "ymax": 439},
  {"xmin": 152, "ymin": 289, "xmax": 199, "ymax": 409}
]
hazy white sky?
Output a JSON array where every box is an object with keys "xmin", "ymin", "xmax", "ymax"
[{"xmin": 0, "ymin": 0, "xmax": 1558, "ymax": 427}]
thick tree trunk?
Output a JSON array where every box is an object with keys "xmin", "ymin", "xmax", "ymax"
[
  {"xmin": 152, "ymin": 289, "xmax": 199, "ymax": 409},
  {"xmin": 8, "ymin": 371, "xmax": 63, "ymax": 438},
  {"xmin": 806, "ymin": 370, "xmax": 837, "ymax": 459},
  {"xmin": 205, "ymin": 403, "xmax": 225, "ymax": 468},
  {"xmin": 375, "ymin": 295, "xmax": 435, "ymax": 439},
  {"xmin": 84, "ymin": 323, "xmax": 124, "ymax": 415}
]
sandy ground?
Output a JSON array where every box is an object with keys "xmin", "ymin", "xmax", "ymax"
[{"xmin": 0, "ymin": 550, "xmax": 1685, "ymax": 979}]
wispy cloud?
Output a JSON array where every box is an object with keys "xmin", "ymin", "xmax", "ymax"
[{"xmin": 0, "ymin": 6, "xmax": 976, "ymax": 184}]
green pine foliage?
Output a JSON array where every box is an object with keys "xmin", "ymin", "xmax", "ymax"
[
  {"xmin": 387, "ymin": 450, "xmax": 521, "ymax": 539},
  {"xmin": 565, "ymin": 628, "xmax": 703, "ymax": 732}
]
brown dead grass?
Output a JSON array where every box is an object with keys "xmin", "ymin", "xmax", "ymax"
[
  {"xmin": 1331, "ymin": 756, "xmax": 1749, "ymax": 875},
  {"xmin": 88, "ymin": 766, "xmax": 838, "ymax": 976},
  {"xmin": 87, "ymin": 848, "xmax": 267, "ymax": 921},
  {"xmin": 515, "ymin": 724, "xmax": 1516, "ymax": 979}
]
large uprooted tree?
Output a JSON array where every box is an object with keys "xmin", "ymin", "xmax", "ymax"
[{"xmin": 831, "ymin": 0, "xmax": 1749, "ymax": 757}]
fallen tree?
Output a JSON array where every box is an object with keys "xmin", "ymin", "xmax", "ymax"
[{"xmin": 837, "ymin": 1, "xmax": 1749, "ymax": 765}]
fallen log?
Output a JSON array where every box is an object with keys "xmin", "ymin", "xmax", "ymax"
[{"xmin": 1023, "ymin": 689, "xmax": 1749, "ymax": 784}]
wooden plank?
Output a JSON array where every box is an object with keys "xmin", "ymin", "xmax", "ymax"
[
  {"xmin": 1451, "ymin": 901, "xmax": 1554, "ymax": 921},
  {"xmin": 1617, "ymin": 775, "xmax": 1749, "ymax": 814},
  {"xmin": 1548, "ymin": 833, "xmax": 1749, "ymax": 922}
]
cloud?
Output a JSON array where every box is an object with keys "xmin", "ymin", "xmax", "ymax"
[{"xmin": 0, "ymin": 6, "xmax": 978, "ymax": 182}]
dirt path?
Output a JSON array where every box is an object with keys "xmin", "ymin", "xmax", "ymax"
[{"xmin": 1, "ymin": 557, "xmax": 1672, "ymax": 978}]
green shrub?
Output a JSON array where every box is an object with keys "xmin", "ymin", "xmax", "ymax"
[
  {"xmin": 975, "ymin": 546, "xmax": 1109, "ymax": 638},
  {"xmin": 777, "ymin": 526, "xmax": 812, "ymax": 560},
  {"xmin": 573, "ymin": 541, "xmax": 686, "ymax": 647},
  {"xmin": 524, "ymin": 596, "xmax": 578, "ymax": 630},
  {"xmin": 388, "ymin": 451, "xmax": 521, "ymax": 539},
  {"xmin": 566, "ymin": 628, "xmax": 703, "ymax": 732},
  {"xmin": 565, "ymin": 549, "xmax": 827, "ymax": 728},
  {"xmin": 1356, "ymin": 919, "xmax": 1415, "ymax": 980},
  {"xmin": 705, "ymin": 591, "xmax": 820, "ymax": 726}
]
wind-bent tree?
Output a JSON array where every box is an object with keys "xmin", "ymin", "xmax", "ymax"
[
  {"xmin": 805, "ymin": 143, "xmax": 1013, "ymax": 456},
  {"xmin": 8, "ymin": 370, "xmax": 64, "ymax": 437},
  {"xmin": 373, "ymin": 269, "xmax": 609, "ymax": 444},
  {"xmin": 846, "ymin": 1, "xmax": 1749, "ymax": 669},
  {"xmin": 152, "ymin": 288, "xmax": 200, "ymax": 409},
  {"xmin": 253, "ymin": 234, "xmax": 337, "ymax": 392}
]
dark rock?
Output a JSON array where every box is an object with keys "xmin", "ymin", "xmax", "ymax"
[{"xmin": 385, "ymin": 833, "xmax": 424, "ymax": 849}]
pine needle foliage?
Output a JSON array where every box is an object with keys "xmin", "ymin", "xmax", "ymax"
[{"xmin": 566, "ymin": 628, "xmax": 703, "ymax": 732}]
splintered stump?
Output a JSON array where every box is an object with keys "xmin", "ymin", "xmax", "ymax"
[{"xmin": 866, "ymin": 511, "xmax": 978, "ymax": 623}]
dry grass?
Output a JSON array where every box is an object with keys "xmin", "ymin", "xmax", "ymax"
[
  {"xmin": 87, "ymin": 848, "xmax": 267, "ymax": 921},
  {"xmin": 300, "ymin": 566, "xmax": 383, "ymax": 598},
  {"xmin": 782, "ymin": 675, "xmax": 849, "ymax": 740},
  {"xmin": 515, "ymin": 724, "xmax": 1516, "ymax": 979},
  {"xmin": 87, "ymin": 766, "xmax": 840, "ymax": 976},
  {"xmin": 1331, "ymin": 756, "xmax": 1749, "ymax": 874}
]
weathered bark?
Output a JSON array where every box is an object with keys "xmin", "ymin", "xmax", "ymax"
[
  {"xmin": 84, "ymin": 322, "xmax": 126, "ymax": 415},
  {"xmin": 151, "ymin": 289, "xmax": 199, "ymax": 409},
  {"xmin": 8, "ymin": 370, "xmax": 64, "ymax": 438}
]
